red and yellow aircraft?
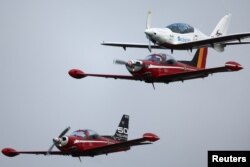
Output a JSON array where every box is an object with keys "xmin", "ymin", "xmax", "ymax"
[
  {"xmin": 68, "ymin": 48, "xmax": 242, "ymax": 88},
  {"xmin": 2, "ymin": 115, "xmax": 159, "ymax": 160}
]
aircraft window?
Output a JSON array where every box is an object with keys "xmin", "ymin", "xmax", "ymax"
[
  {"xmin": 71, "ymin": 130, "xmax": 86, "ymax": 138},
  {"xmin": 85, "ymin": 129, "xmax": 100, "ymax": 139},
  {"xmin": 165, "ymin": 54, "xmax": 177, "ymax": 65},
  {"xmin": 158, "ymin": 53, "xmax": 166, "ymax": 60},
  {"xmin": 71, "ymin": 129, "xmax": 100, "ymax": 139},
  {"xmin": 166, "ymin": 23, "xmax": 194, "ymax": 34},
  {"xmin": 145, "ymin": 54, "xmax": 163, "ymax": 63}
]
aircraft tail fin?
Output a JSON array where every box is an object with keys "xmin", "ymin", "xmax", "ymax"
[
  {"xmin": 181, "ymin": 48, "xmax": 208, "ymax": 69},
  {"xmin": 210, "ymin": 14, "xmax": 231, "ymax": 37},
  {"xmin": 114, "ymin": 115, "xmax": 129, "ymax": 142}
]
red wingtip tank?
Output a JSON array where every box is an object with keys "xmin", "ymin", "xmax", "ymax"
[
  {"xmin": 225, "ymin": 61, "xmax": 243, "ymax": 71},
  {"xmin": 143, "ymin": 133, "xmax": 160, "ymax": 142},
  {"xmin": 2, "ymin": 148, "xmax": 19, "ymax": 157},
  {"xmin": 68, "ymin": 69, "xmax": 86, "ymax": 79}
]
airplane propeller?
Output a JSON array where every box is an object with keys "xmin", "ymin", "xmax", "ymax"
[
  {"xmin": 46, "ymin": 126, "xmax": 71, "ymax": 155},
  {"xmin": 148, "ymin": 38, "xmax": 152, "ymax": 52},
  {"xmin": 145, "ymin": 11, "xmax": 152, "ymax": 52},
  {"xmin": 114, "ymin": 59, "xmax": 143, "ymax": 72},
  {"xmin": 113, "ymin": 59, "xmax": 127, "ymax": 65},
  {"xmin": 146, "ymin": 11, "xmax": 151, "ymax": 29}
]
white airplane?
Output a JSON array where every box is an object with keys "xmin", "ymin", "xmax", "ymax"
[{"xmin": 102, "ymin": 12, "xmax": 250, "ymax": 53}]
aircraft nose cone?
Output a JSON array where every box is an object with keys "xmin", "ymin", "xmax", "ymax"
[
  {"xmin": 145, "ymin": 29, "xmax": 155, "ymax": 36},
  {"xmin": 144, "ymin": 29, "xmax": 150, "ymax": 35},
  {"xmin": 53, "ymin": 137, "xmax": 60, "ymax": 144},
  {"xmin": 126, "ymin": 60, "xmax": 143, "ymax": 72}
]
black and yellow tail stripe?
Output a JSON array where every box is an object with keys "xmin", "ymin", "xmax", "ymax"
[{"xmin": 196, "ymin": 48, "xmax": 208, "ymax": 69}]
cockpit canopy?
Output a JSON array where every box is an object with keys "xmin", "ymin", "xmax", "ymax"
[
  {"xmin": 166, "ymin": 23, "xmax": 194, "ymax": 34},
  {"xmin": 145, "ymin": 53, "xmax": 176, "ymax": 65},
  {"xmin": 71, "ymin": 129, "xmax": 100, "ymax": 139}
]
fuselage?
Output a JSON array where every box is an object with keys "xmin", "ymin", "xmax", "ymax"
[
  {"xmin": 54, "ymin": 129, "xmax": 127, "ymax": 157},
  {"xmin": 125, "ymin": 53, "xmax": 199, "ymax": 82},
  {"xmin": 145, "ymin": 23, "xmax": 208, "ymax": 46}
]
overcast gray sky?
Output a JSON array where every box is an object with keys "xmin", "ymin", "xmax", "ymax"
[{"xmin": 1, "ymin": 0, "xmax": 250, "ymax": 167}]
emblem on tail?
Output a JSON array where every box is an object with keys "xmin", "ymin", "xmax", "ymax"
[{"xmin": 114, "ymin": 115, "xmax": 129, "ymax": 141}]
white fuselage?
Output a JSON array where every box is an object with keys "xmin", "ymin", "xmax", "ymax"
[{"xmin": 145, "ymin": 27, "xmax": 208, "ymax": 45}]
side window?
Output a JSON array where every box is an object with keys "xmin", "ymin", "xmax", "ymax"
[
  {"xmin": 166, "ymin": 60, "xmax": 175, "ymax": 65},
  {"xmin": 155, "ymin": 56, "xmax": 162, "ymax": 63},
  {"xmin": 89, "ymin": 134, "xmax": 99, "ymax": 140}
]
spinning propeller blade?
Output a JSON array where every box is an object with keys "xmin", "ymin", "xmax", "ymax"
[
  {"xmin": 59, "ymin": 126, "xmax": 71, "ymax": 138},
  {"xmin": 47, "ymin": 144, "xmax": 55, "ymax": 155},
  {"xmin": 114, "ymin": 59, "xmax": 127, "ymax": 65},
  {"xmin": 148, "ymin": 39, "xmax": 152, "ymax": 52},
  {"xmin": 146, "ymin": 11, "xmax": 152, "ymax": 52},
  {"xmin": 146, "ymin": 11, "xmax": 151, "ymax": 29},
  {"xmin": 46, "ymin": 126, "xmax": 70, "ymax": 155}
]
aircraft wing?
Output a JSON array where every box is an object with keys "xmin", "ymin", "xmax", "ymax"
[
  {"xmin": 154, "ymin": 62, "xmax": 242, "ymax": 83},
  {"xmin": 102, "ymin": 33, "xmax": 250, "ymax": 50},
  {"xmin": 101, "ymin": 42, "xmax": 164, "ymax": 50},
  {"xmin": 83, "ymin": 73, "xmax": 141, "ymax": 80},
  {"xmin": 76, "ymin": 133, "xmax": 159, "ymax": 157},
  {"xmin": 2, "ymin": 148, "xmax": 67, "ymax": 157},
  {"xmin": 170, "ymin": 32, "xmax": 250, "ymax": 50},
  {"xmin": 16, "ymin": 151, "xmax": 66, "ymax": 155},
  {"xmin": 68, "ymin": 69, "xmax": 142, "ymax": 81}
]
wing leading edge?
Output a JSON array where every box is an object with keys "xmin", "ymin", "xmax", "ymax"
[
  {"xmin": 102, "ymin": 32, "xmax": 250, "ymax": 51},
  {"xmin": 2, "ymin": 148, "xmax": 66, "ymax": 157},
  {"xmin": 68, "ymin": 69, "xmax": 141, "ymax": 81},
  {"xmin": 101, "ymin": 42, "xmax": 164, "ymax": 50}
]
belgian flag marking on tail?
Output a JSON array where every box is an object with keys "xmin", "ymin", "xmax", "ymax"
[
  {"xmin": 196, "ymin": 48, "xmax": 208, "ymax": 69},
  {"xmin": 179, "ymin": 48, "xmax": 208, "ymax": 69}
]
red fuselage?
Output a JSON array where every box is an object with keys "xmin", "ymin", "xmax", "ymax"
[
  {"xmin": 127, "ymin": 60, "xmax": 198, "ymax": 81},
  {"xmin": 57, "ymin": 135, "xmax": 126, "ymax": 156}
]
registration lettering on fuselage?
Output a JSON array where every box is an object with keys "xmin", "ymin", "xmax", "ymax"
[{"xmin": 177, "ymin": 36, "xmax": 191, "ymax": 42}]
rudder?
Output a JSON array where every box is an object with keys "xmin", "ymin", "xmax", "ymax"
[{"xmin": 210, "ymin": 14, "xmax": 231, "ymax": 37}]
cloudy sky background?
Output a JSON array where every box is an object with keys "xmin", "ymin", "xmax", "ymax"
[{"xmin": 1, "ymin": 0, "xmax": 250, "ymax": 166}]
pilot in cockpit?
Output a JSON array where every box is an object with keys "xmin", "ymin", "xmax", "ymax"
[{"xmin": 164, "ymin": 54, "xmax": 177, "ymax": 65}]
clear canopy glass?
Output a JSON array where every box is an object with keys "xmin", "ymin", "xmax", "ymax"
[
  {"xmin": 71, "ymin": 129, "xmax": 99, "ymax": 139},
  {"xmin": 166, "ymin": 23, "xmax": 194, "ymax": 34},
  {"xmin": 145, "ymin": 53, "xmax": 176, "ymax": 65}
]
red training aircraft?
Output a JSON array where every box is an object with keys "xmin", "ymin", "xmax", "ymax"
[
  {"xmin": 2, "ymin": 115, "xmax": 159, "ymax": 160},
  {"xmin": 68, "ymin": 48, "xmax": 242, "ymax": 89}
]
